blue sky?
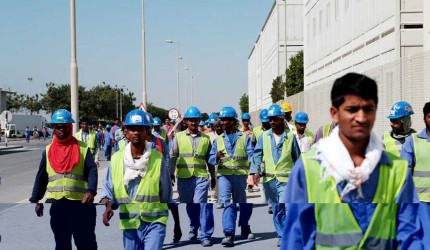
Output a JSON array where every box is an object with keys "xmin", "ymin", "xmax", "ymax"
[{"xmin": 0, "ymin": 0, "xmax": 273, "ymax": 115}]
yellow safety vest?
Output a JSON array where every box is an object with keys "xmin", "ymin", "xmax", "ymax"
[
  {"xmin": 46, "ymin": 141, "xmax": 89, "ymax": 201},
  {"xmin": 382, "ymin": 131, "xmax": 400, "ymax": 157},
  {"xmin": 253, "ymin": 126, "xmax": 264, "ymax": 143},
  {"xmin": 111, "ymin": 149, "xmax": 169, "ymax": 229},
  {"xmin": 303, "ymin": 149, "xmax": 407, "ymax": 249},
  {"xmin": 412, "ymin": 133, "xmax": 430, "ymax": 202},
  {"xmin": 262, "ymin": 130, "xmax": 294, "ymax": 183},
  {"xmin": 322, "ymin": 123, "xmax": 332, "ymax": 138},
  {"xmin": 175, "ymin": 131, "xmax": 210, "ymax": 178},
  {"xmin": 216, "ymin": 134, "xmax": 249, "ymax": 175},
  {"xmin": 75, "ymin": 131, "xmax": 97, "ymax": 155}
]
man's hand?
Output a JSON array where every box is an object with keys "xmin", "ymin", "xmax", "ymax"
[
  {"xmin": 251, "ymin": 174, "xmax": 260, "ymax": 186},
  {"xmin": 210, "ymin": 178, "xmax": 216, "ymax": 190},
  {"xmin": 82, "ymin": 192, "xmax": 95, "ymax": 204},
  {"xmin": 216, "ymin": 149, "xmax": 225, "ymax": 159},
  {"xmin": 171, "ymin": 175, "xmax": 176, "ymax": 186},
  {"xmin": 103, "ymin": 204, "xmax": 114, "ymax": 226},
  {"xmin": 35, "ymin": 203, "xmax": 44, "ymax": 217}
]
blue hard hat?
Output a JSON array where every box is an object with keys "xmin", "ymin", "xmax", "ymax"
[
  {"xmin": 205, "ymin": 120, "xmax": 209, "ymax": 125},
  {"xmin": 125, "ymin": 109, "xmax": 151, "ymax": 126},
  {"xmin": 267, "ymin": 104, "xmax": 285, "ymax": 117},
  {"xmin": 219, "ymin": 106, "xmax": 237, "ymax": 119},
  {"xmin": 152, "ymin": 117, "xmax": 162, "ymax": 126},
  {"xmin": 259, "ymin": 109, "xmax": 269, "ymax": 123},
  {"xmin": 199, "ymin": 120, "xmax": 205, "ymax": 126},
  {"xmin": 51, "ymin": 109, "xmax": 75, "ymax": 124},
  {"xmin": 387, "ymin": 101, "xmax": 414, "ymax": 119},
  {"xmin": 106, "ymin": 124, "xmax": 112, "ymax": 129},
  {"xmin": 184, "ymin": 106, "xmax": 201, "ymax": 119},
  {"xmin": 209, "ymin": 113, "xmax": 218, "ymax": 120},
  {"xmin": 241, "ymin": 113, "xmax": 251, "ymax": 120},
  {"xmin": 295, "ymin": 112, "xmax": 309, "ymax": 124}
]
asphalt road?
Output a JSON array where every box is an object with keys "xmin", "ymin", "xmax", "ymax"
[{"xmin": 0, "ymin": 139, "xmax": 278, "ymax": 249}]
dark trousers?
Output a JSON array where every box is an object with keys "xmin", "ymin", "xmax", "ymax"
[{"xmin": 50, "ymin": 203, "xmax": 97, "ymax": 250}]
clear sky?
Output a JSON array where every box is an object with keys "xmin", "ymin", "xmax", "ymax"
[{"xmin": 0, "ymin": 0, "xmax": 273, "ymax": 115}]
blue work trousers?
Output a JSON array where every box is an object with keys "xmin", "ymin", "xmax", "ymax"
[
  {"xmin": 104, "ymin": 144, "xmax": 112, "ymax": 161},
  {"xmin": 177, "ymin": 176, "xmax": 209, "ymax": 203},
  {"xmin": 263, "ymin": 179, "xmax": 288, "ymax": 238},
  {"xmin": 218, "ymin": 175, "xmax": 253, "ymax": 235},
  {"xmin": 123, "ymin": 221, "xmax": 166, "ymax": 250}
]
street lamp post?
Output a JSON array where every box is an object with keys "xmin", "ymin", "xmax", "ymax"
[
  {"xmin": 165, "ymin": 40, "xmax": 181, "ymax": 111},
  {"xmin": 70, "ymin": 0, "xmax": 79, "ymax": 134},
  {"xmin": 184, "ymin": 67, "xmax": 191, "ymax": 108},
  {"xmin": 141, "ymin": 0, "xmax": 147, "ymax": 109},
  {"xmin": 115, "ymin": 85, "xmax": 118, "ymax": 118}
]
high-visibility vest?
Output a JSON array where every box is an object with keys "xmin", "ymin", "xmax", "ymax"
[
  {"xmin": 216, "ymin": 134, "xmax": 249, "ymax": 175},
  {"xmin": 154, "ymin": 136, "xmax": 163, "ymax": 153},
  {"xmin": 118, "ymin": 138, "xmax": 127, "ymax": 151},
  {"xmin": 304, "ymin": 130, "xmax": 314, "ymax": 145},
  {"xmin": 175, "ymin": 131, "xmax": 210, "ymax": 178},
  {"xmin": 412, "ymin": 133, "xmax": 430, "ymax": 202},
  {"xmin": 303, "ymin": 148, "xmax": 407, "ymax": 249},
  {"xmin": 75, "ymin": 131, "xmax": 97, "ymax": 155},
  {"xmin": 382, "ymin": 131, "xmax": 400, "ymax": 157},
  {"xmin": 111, "ymin": 149, "xmax": 169, "ymax": 229},
  {"xmin": 253, "ymin": 126, "xmax": 264, "ymax": 143},
  {"xmin": 45, "ymin": 141, "xmax": 89, "ymax": 201},
  {"xmin": 262, "ymin": 130, "xmax": 294, "ymax": 183},
  {"xmin": 322, "ymin": 123, "xmax": 332, "ymax": 138},
  {"xmin": 160, "ymin": 129, "xmax": 167, "ymax": 142}
]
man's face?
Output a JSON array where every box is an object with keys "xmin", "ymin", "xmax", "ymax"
[
  {"xmin": 390, "ymin": 118, "xmax": 403, "ymax": 133},
  {"xmin": 269, "ymin": 116, "xmax": 284, "ymax": 131},
  {"xmin": 425, "ymin": 113, "xmax": 430, "ymax": 132},
  {"xmin": 125, "ymin": 126, "xmax": 147, "ymax": 145},
  {"xmin": 215, "ymin": 124, "xmax": 224, "ymax": 135},
  {"xmin": 242, "ymin": 119, "xmax": 250, "ymax": 128},
  {"xmin": 154, "ymin": 125, "xmax": 161, "ymax": 132},
  {"xmin": 80, "ymin": 121, "xmax": 90, "ymax": 132},
  {"xmin": 295, "ymin": 122, "xmax": 307, "ymax": 134},
  {"xmin": 115, "ymin": 119, "xmax": 120, "ymax": 126},
  {"xmin": 285, "ymin": 112, "xmax": 292, "ymax": 122},
  {"xmin": 53, "ymin": 124, "xmax": 71, "ymax": 140},
  {"xmin": 165, "ymin": 119, "xmax": 170, "ymax": 125},
  {"xmin": 330, "ymin": 94, "xmax": 376, "ymax": 143},
  {"xmin": 186, "ymin": 118, "xmax": 199, "ymax": 132},
  {"xmin": 221, "ymin": 118, "xmax": 235, "ymax": 130}
]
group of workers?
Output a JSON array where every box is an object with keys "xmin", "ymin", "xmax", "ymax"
[{"xmin": 28, "ymin": 71, "xmax": 430, "ymax": 250}]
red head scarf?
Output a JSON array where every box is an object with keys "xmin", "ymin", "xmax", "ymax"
[{"xmin": 48, "ymin": 124, "xmax": 80, "ymax": 173}]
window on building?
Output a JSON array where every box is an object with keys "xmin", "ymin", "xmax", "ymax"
[
  {"xmin": 326, "ymin": 3, "xmax": 331, "ymax": 27},
  {"xmin": 335, "ymin": 0, "xmax": 339, "ymax": 20}
]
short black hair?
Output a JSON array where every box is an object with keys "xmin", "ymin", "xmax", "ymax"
[
  {"xmin": 423, "ymin": 102, "xmax": 430, "ymax": 119},
  {"xmin": 79, "ymin": 117, "xmax": 90, "ymax": 124},
  {"xmin": 331, "ymin": 72, "xmax": 378, "ymax": 108}
]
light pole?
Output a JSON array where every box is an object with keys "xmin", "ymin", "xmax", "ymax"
[
  {"xmin": 165, "ymin": 39, "xmax": 181, "ymax": 111},
  {"xmin": 141, "ymin": 0, "xmax": 147, "ymax": 110},
  {"xmin": 184, "ymin": 67, "xmax": 191, "ymax": 108},
  {"xmin": 192, "ymin": 75, "xmax": 197, "ymax": 106},
  {"xmin": 120, "ymin": 85, "xmax": 126, "ymax": 121},
  {"xmin": 115, "ymin": 85, "xmax": 118, "ymax": 118},
  {"xmin": 70, "ymin": 0, "xmax": 79, "ymax": 134}
]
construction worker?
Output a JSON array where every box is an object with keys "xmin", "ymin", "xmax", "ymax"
[
  {"xmin": 75, "ymin": 117, "xmax": 99, "ymax": 167},
  {"xmin": 312, "ymin": 120, "xmax": 337, "ymax": 145},
  {"xmin": 383, "ymin": 101, "xmax": 416, "ymax": 156},
  {"xmin": 101, "ymin": 109, "xmax": 172, "ymax": 250},
  {"xmin": 251, "ymin": 104, "xmax": 301, "ymax": 247},
  {"xmin": 209, "ymin": 106, "xmax": 255, "ymax": 247},
  {"xmin": 30, "ymin": 109, "xmax": 98, "ymax": 250},
  {"xmin": 280, "ymin": 102, "xmax": 295, "ymax": 133},
  {"xmin": 170, "ymin": 106, "xmax": 216, "ymax": 247},
  {"xmin": 207, "ymin": 118, "xmax": 224, "ymax": 205},
  {"xmin": 111, "ymin": 117, "xmax": 121, "ymax": 152},
  {"xmin": 153, "ymin": 117, "xmax": 167, "ymax": 142},
  {"xmin": 294, "ymin": 112, "xmax": 313, "ymax": 153},
  {"xmin": 198, "ymin": 120, "xmax": 206, "ymax": 132},
  {"xmin": 282, "ymin": 73, "xmax": 425, "ymax": 249},
  {"xmin": 401, "ymin": 102, "xmax": 430, "ymax": 204},
  {"xmin": 205, "ymin": 113, "xmax": 218, "ymax": 135},
  {"xmin": 103, "ymin": 124, "xmax": 113, "ymax": 161},
  {"xmin": 240, "ymin": 113, "xmax": 253, "ymax": 136}
]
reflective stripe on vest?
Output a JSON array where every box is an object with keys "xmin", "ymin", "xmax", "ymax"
[
  {"xmin": 175, "ymin": 131, "xmax": 210, "ymax": 178},
  {"xmin": 303, "ymin": 149, "xmax": 407, "ymax": 249},
  {"xmin": 322, "ymin": 123, "xmax": 332, "ymax": 138},
  {"xmin": 155, "ymin": 137, "xmax": 163, "ymax": 153},
  {"xmin": 45, "ymin": 141, "xmax": 88, "ymax": 201},
  {"xmin": 383, "ymin": 131, "xmax": 400, "ymax": 157},
  {"xmin": 262, "ymin": 130, "xmax": 294, "ymax": 183},
  {"xmin": 111, "ymin": 149, "xmax": 168, "ymax": 229},
  {"xmin": 412, "ymin": 133, "xmax": 430, "ymax": 202},
  {"xmin": 216, "ymin": 134, "xmax": 249, "ymax": 175}
]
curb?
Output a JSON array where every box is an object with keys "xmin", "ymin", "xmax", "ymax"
[{"xmin": 0, "ymin": 145, "xmax": 23, "ymax": 151}]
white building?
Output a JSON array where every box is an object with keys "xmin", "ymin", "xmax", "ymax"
[
  {"xmin": 248, "ymin": 0, "xmax": 304, "ymax": 120},
  {"xmin": 303, "ymin": 0, "xmax": 430, "ymax": 135}
]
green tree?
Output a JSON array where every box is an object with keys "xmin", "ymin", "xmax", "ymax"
[
  {"xmin": 146, "ymin": 103, "xmax": 168, "ymax": 122},
  {"xmin": 285, "ymin": 50, "xmax": 304, "ymax": 96},
  {"xmin": 239, "ymin": 93, "xmax": 249, "ymax": 113},
  {"xmin": 270, "ymin": 76, "xmax": 285, "ymax": 103},
  {"xmin": 6, "ymin": 93, "xmax": 25, "ymax": 112}
]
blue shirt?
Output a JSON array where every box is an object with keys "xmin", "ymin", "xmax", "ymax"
[
  {"xmin": 208, "ymin": 130, "xmax": 254, "ymax": 167},
  {"xmin": 281, "ymin": 151, "xmax": 425, "ymax": 250},
  {"xmin": 251, "ymin": 129, "xmax": 301, "ymax": 174},
  {"xmin": 100, "ymin": 151, "xmax": 173, "ymax": 204},
  {"xmin": 401, "ymin": 128, "xmax": 430, "ymax": 170},
  {"xmin": 104, "ymin": 131, "xmax": 113, "ymax": 146}
]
